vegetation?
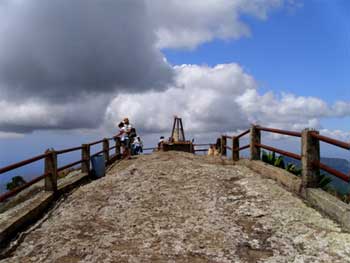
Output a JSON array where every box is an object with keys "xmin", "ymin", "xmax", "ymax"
[
  {"xmin": 261, "ymin": 151, "xmax": 350, "ymax": 204},
  {"xmin": 261, "ymin": 151, "xmax": 330, "ymax": 189},
  {"xmin": 285, "ymin": 163, "xmax": 302, "ymax": 176},
  {"xmin": 6, "ymin": 176, "xmax": 27, "ymax": 191}
]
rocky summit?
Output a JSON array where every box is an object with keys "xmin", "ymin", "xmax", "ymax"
[{"xmin": 2, "ymin": 152, "xmax": 350, "ymax": 263}]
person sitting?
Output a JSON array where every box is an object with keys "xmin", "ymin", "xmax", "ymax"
[
  {"xmin": 216, "ymin": 138, "xmax": 222, "ymax": 154},
  {"xmin": 207, "ymin": 144, "xmax": 215, "ymax": 156},
  {"xmin": 214, "ymin": 145, "xmax": 220, "ymax": 156},
  {"xmin": 158, "ymin": 136, "xmax": 165, "ymax": 150},
  {"xmin": 132, "ymin": 136, "xmax": 143, "ymax": 155}
]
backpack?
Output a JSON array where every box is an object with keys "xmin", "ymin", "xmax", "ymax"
[{"xmin": 129, "ymin": 127, "xmax": 137, "ymax": 138}]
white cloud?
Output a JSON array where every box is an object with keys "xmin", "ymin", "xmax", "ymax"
[
  {"xmin": 147, "ymin": 0, "xmax": 288, "ymax": 49},
  {"xmin": 320, "ymin": 129, "xmax": 350, "ymax": 142},
  {"xmin": 105, "ymin": 64, "xmax": 256, "ymax": 133},
  {"xmin": 105, "ymin": 64, "xmax": 350, "ymax": 136}
]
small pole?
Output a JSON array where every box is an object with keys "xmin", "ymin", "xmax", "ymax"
[
  {"xmin": 81, "ymin": 144, "xmax": 90, "ymax": 174},
  {"xmin": 221, "ymin": 135, "xmax": 227, "ymax": 157},
  {"xmin": 103, "ymin": 138, "xmax": 109, "ymax": 163},
  {"xmin": 232, "ymin": 136, "xmax": 239, "ymax": 161},
  {"xmin": 44, "ymin": 149, "xmax": 58, "ymax": 192},
  {"xmin": 301, "ymin": 129, "xmax": 320, "ymax": 190},
  {"xmin": 114, "ymin": 137, "xmax": 121, "ymax": 157},
  {"xmin": 250, "ymin": 125, "xmax": 261, "ymax": 160}
]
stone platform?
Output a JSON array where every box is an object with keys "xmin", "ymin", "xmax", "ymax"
[{"xmin": 2, "ymin": 152, "xmax": 350, "ymax": 262}]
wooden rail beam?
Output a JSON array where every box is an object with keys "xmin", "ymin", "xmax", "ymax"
[
  {"xmin": 114, "ymin": 137, "xmax": 121, "ymax": 157},
  {"xmin": 232, "ymin": 136, "xmax": 239, "ymax": 161},
  {"xmin": 44, "ymin": 149, "xmax": 58, "ymax": 193},
  {"xmin": 103, "ymin": 138, "xmax": 110, "ymax": 163},
  {"xmin": 301, "ymin": 129, "xmax": 320, "ymax": 190},
  {"xmin": 221, "ymin": 135, "xmax": 227, "ymax": 157},
  {"xmin": 81, "ymin": 144, "xmax": 90, "ymax": 174},
  {"xmin": 250, "ymin": 125, "xmax": 261, "ymax": 160}
]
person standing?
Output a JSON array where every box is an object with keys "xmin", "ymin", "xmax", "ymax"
[
  {"xmin": 123, "ymin": 118, "xmax": 132, "ymax": 135},
  {"xmin": 116, "ymin": 121, "xmax": 131, "ymax": 159}
]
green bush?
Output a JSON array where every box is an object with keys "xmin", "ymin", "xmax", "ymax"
[
  {"xmin": 285, "ymin": 163, "xmax": 302, "ymax": 176},
  {"xmin": 261, "ymin": 151, "xmax": 331, "ymax": 188},
  {"xmin": 261, "ymin": 151, "xmax": 285, "ymax": 169},
  {"xmin": 6, "ymin": 176, "xmax": 27, "ymax": 191}
]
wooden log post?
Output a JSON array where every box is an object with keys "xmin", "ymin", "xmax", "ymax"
[
  {"xmin": 250, "ymin": 125, "xmax": 261, "ymax": 160},
  {"xmin": 221, "ymin": 135, "xmax": 227, "ymax": 157},
  {"xmin": 81, "ymin": 144, "xmax": 90, "ymax": 174},
  {"xmin": 103, "ymin": 138, "xmax": 109, "ymax": 163},
  {"xmin": 232, "ymin": 136, "xmax": 239, "ymax": 161},
  {"xmin": 114, "ymin": 137, "xmax": 121, "ymax": 157},
  {"xmin": 44, "ymin": 149, "xmax": 58, "ymax": 192},
  {"xmin": 301, "ymin": 129, "xmax": 320, "ymax": 190}
]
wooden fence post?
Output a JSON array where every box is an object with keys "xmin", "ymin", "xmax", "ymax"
[
  {"xmin": 44, "ymin": 149, "xmax": 57, "ymax": 192},
  {"xmin": 221, "ymin": 135, "xmax": 227, "ymax": 157},
  {"xmin": 250, "ymin": 125, "xmax": 261, "ymax": 160},
  {"xmin": 301, "ymin": 129, "xmax": 320, "ymax": 190},
  {"xmin": 103, "ymin": 138, "xmax": 109, "ymax": 163},
  {"xmin": 81, "ymin": 144, "xmax": 90, "ymax": 174},
  {"xmin": 232, "ymin": 136, "xmax": 239, "ymax": 161},
  {"xmin": 114, "ymin": 137, "xmax": 121, "ymax": 157}
]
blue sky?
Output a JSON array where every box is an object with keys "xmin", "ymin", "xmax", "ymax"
[
  {"xmin": 1, "ymin": 0, "xmax": 350, "ymax": 180},
  {"xmin": 165, "ymin": 0, "xmax": 350, "ymax": 133},
  {"xmin": 164, "ymin": 0, "xmax": 350, "ymax": 105}
]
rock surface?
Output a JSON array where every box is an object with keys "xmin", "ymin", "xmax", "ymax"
[{"xmin": 2, "ymin": 151, "xmax": 350, "ymax": 262}]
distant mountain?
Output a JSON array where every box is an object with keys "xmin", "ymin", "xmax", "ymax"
[{"xmin": 283, "ymin": 156, "xmax": 350, "ymax": 195}]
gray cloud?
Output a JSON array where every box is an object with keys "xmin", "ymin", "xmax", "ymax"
[
  {"xmin": 0, "ymin": 0, "xmax": 172, "ymax": 102},
  {"xmin": 0, "ymin": 0, "xmax": 298, "ymax": 135},
  {"xmin": 0, "ymin": 95, "xmax": 110, "ymax": 133}
]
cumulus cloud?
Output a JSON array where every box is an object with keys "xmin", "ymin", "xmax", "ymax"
[
  {"xmin": 0, "ymin": 0, "xmax": 172, "ymax": 102},
  {"xmin": 0, "ymin": 95, "xmax": 110, "ymax": 133},
  {"xmin": 147, "ymin": 0, "xmax": 290, "ymax": 49},
  {"xmin": 320, "ymin": 129, "xmax": 350, "ymax": 142},
  {"xmin": 0, "ymin": 0, "xmax": 342, "ymax": 137},
  {"xmin": 105, "ymin": 64, "xmax": 256, "ymax": 133},
  {"xmin": 105, "ymin": 63, "xmax": 350, "ymax": 136}
]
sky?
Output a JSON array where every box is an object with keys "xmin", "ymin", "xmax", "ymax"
[{"xmin": 0, "ymin": 0, "xmax": 350, "ymax": 177}]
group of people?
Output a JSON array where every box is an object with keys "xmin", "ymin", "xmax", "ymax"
[{"xmin": 115, "ymin": 118, "xmax": 143, "ymax": 159}]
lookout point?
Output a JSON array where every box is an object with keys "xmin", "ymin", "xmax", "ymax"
[{"xmin": 1, "ymin": 118, "xmax": 350, "ymax": 262}]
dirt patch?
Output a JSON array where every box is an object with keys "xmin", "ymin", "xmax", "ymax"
[{"xmin": 237, "ymin": 243, "xmax": 273, "ymax": 263}]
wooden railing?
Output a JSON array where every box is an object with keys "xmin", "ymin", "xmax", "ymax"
[
  {"xmin": 193, "ymin": 143, "xmax": 211, "ymax": 153},
  {"xmin": 221, "ymin": 125, "xmax": 350, "ymax": 188},
  {"xmin": 221, "ymin": 129, "xmax": 250, "ymax": 161},
  {"xmin": 0, "ymin": 136, "xmax": 121, "ymax": 202},
  {"xmin": 2, "ymin": 124, "xmax": 349, "ymax": 202}
]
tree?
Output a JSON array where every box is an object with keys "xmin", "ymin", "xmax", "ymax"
[{"xmin": 6, "ymin": 176, "xmax": 27, "ymax": 191}]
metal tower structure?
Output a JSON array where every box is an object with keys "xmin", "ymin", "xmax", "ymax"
[{"xmin": 170, "ymin": 116, "xmax": 186, "ymax": 142}]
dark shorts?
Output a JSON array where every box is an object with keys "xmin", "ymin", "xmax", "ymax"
[{"xmin": 121, "ymin": 138, "xmax": 130, "ymax": 149}]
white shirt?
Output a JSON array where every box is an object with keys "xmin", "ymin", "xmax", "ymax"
[
  {"xmin": 133, "ymin": 138, "xmax": 141, "ymax": 147},
  {"xmin": 120, "ymin": 127, "xmax": 129, "ymax": 141}
]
